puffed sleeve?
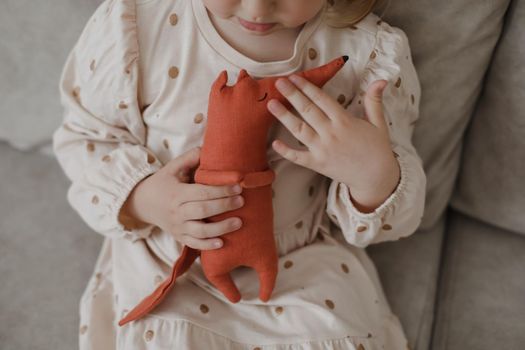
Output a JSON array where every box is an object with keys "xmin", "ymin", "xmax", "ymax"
[
  {"xmin": 52, "ymin": 0, "xmax": 163, "ymax": 242},
  {"xmin": 325, "ymin": 21, "xmax": 427, "ymax": 248}
]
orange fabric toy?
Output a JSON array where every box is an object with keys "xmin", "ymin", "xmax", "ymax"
[{"xmin": 118, "ymin": 56, "xmax": 348, "ymax": 327}]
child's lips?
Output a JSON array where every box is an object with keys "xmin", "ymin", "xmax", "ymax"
[{"xmin": 237, "ymin": 17, "xmax": 276, "ymax": 32}]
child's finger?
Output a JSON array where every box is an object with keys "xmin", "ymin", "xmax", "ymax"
[
  {"xmin": 363, "ymin": 80, "xmax": 389, "ymax": 134},
  {"xmin": 179, "ymin": 234, "xmax": 223, "ymax": 251},
  {"xmin": 168, "ymin": 146, "xmax": 201, "ymax": 180},
  {"xmin": 272, "ymin": 139, "xmax": 311, "ymax": 169}
]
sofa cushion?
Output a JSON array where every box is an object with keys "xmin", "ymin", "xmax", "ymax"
[
  {"xmin": 432, "ymin": 208, "xmax": 525, "ymax": 349},
  {"xmin": 381, "ymin": 0, "xmax": 511, "ymax": 231},
  {"xmin": 0, "ymin": 142, "xmax": 102, "ymax": 350},
  {"xmin": 366, "ymin": 216, "xmax": 445, "ymax": 350},
  {"xmin": 0, "ymin": 0, "xmax": 102, "ymax": 151},
  {"xmin": 449, "ymin": 0, "xmax": 525, "ymax": 235}
]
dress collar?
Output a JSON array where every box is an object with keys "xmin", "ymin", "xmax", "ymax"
[{"xmin": 191, "ymin": 0, "xmax": 327, "ymax": 76}]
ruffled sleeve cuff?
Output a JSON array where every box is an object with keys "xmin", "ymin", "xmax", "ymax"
[
  {"xmin": 65, "ymin": 144, "xmax": 164, "ymax": 243},
  {"xmin": 326, "ymin": 145, "xmax": 425, "ymax": 247}
]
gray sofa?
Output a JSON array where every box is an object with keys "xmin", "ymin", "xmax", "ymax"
[{"xmin": 1, "ymin": 0, "xmax": 524, "ymax": 349}]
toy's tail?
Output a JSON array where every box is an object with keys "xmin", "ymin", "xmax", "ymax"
[{"xmin": 118, "ymin": 246, "xmax": 200, "ymax": 326}]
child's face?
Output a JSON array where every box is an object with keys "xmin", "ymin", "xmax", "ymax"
[{"xmin": 202, "ymin": 0, "xmax": 326, "ymax": 36}]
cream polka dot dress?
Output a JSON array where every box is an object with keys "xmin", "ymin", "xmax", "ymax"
[{"xmin": 52, "ymin": 0, "xmax": 426, "ymax": 349}]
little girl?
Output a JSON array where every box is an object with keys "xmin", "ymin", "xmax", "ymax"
[{"xmin": 53, "ymin": 0, "xmax": 426, "ymax": 348}]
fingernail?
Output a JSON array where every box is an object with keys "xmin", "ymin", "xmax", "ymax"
[
  {"xmin": 214, "ymin": 241, "xmax": 222, "ymax": 248},
  {"xmin": 234, "ymin": 218, "xmax": 242, "ymax": 227},
  {"xmin": 232, "ymin": 184, "xmax": 241, "ymax": 193},
  {"xmin": 275, "ymin": 78, "xmax": 292, "ymax": 93},
  {"xmin": 288, "ymin": 74, "xmax": 303, "ymax": 86},
  {"xmin": 268, "ymin": 99, "xmax": 285, "ymax": 114}
]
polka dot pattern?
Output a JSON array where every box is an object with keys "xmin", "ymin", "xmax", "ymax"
[
  {"xmin": 72, "ymin": 86, "xmax": 81, "ymax": 100},
  {"xmin": 151, "ymin": 226, "xmax": 162, "ymax": 235},
  {"xmin": 341, "ymin": 263, "xmax": 349, "ymax": 274},
  {"xmin": 200, "ymin": 304, "xmax": 209, "ymax": 314},
  {"xmin": 144, "ymin": 329, "xmax": 154, "ymax": 341},
  {"xmin": 147, "ymin": 153, "xmax": 156, "ymax": 164},
  {"xmin": 194, "ymin": 113, "xmax": 204, "ymax": 124},
  {"xmin": 169, "ymin": 66, "xmax": 179, "ymax": 79},
  {"xmin": 356, "ymin": 225, "xmax": 367, "ymax": 232},
  {"xmin": 61, "ymin": 8, "xmax": 421, "ymax": 342},
  {"xmin": 169, "ymin": 13, "xmax": 178, "ymax": 26},
  {"xmin": 395, "ymin": 77, "xmax": 402, "ymax": 88},
  {"xmin": 308, "ymin": 48, "xmax": 317, "ymax": 60}
]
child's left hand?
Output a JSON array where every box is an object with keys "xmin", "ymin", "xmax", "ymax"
[{"xmin": 267, "ymin": 74, "xmax": 401, "ymax": 213}]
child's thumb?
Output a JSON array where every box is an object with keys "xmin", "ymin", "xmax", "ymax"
[
  {"xmin": 363, "ymin": 79, "xmax": 388, "ymax": 133},
  {"xmin": 168, "ymin": 146, "xmax": 201, "ymax": 179}
]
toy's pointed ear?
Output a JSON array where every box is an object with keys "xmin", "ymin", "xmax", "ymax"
[
  {"xmin": 214, "ymin": 70, "xmax": 228, "ymax": 91},
  {"xmin": 236, "ymin": 69, "xmax": 250, "ymax": 84}
]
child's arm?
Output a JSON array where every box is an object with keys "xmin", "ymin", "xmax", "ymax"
[
  {"xmin": 52, "ymin": 1, "xmax": 162, "ymax": 242},
  {"xmin": 325, "ymin": 23, "xmax": 426, "ymax": 248}
]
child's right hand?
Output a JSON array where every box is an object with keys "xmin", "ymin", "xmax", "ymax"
[{"xmin": 120, "ymin": 147, "xmax": 244, "ymax": 250}]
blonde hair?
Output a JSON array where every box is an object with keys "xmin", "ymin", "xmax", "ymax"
[{"xmin": 324, "ymin": 0, "xmax": 391, "ymax": 28}]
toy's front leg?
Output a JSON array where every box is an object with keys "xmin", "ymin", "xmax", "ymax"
[
  {"xmin": 194, "ymin": 168, "xmax": 275, "ymax": 188},
  {"xmin": 194, "ymin": 169, "xmax": 244, "ymax": 185},
  {"xmin": 240, "ymin": 169, "xmax": 275, "ymax": 188}
]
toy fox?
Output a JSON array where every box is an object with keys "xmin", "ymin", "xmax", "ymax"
[{"xmin": 118, "ymin": 55, "xmax": 348, "ymax": 327}]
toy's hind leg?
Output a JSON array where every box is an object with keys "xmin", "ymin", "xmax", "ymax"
[
  {"xmin": 254, "ymin": 263, "xmax": 278, "ymax": 302},
  {"xmin": 207, "ymin": 273, "xmax": 242, "ymax": 303}
]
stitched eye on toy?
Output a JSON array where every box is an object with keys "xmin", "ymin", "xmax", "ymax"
[{"xmin": 257, "ymin": 92, "xmax": 268, "ymax": 102}]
